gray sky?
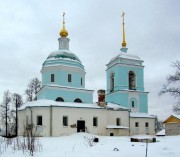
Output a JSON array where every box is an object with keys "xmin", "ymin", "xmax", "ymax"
[{"xmin": 0, "ymin": 0, "xmax": 180, "ymax": 120}]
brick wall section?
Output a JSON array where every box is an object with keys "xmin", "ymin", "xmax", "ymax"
[{"xmin": 165, "ymin": 123, "xmax": 180, "ymax": 135}]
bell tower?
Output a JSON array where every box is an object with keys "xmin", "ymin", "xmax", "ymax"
[{"xmin": 105, "ymin": 12, "xmax": 149, "ymax": 113}]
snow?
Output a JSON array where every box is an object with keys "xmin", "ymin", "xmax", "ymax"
[
  {"xmin": 106, "ymin": 125, "xmax": 129, "ymax": 129},
  {"xmin": 131, "ymin": 134, "xmax": 155, "ymax": 140},
  {"xmin": 106, "ymin": 103, "xmax": 129, "ymax": 110},
  {"xmin": 41, "ymin": 84, "xmax": 93, "ymax": 91},
  {"xmin": 110, "ymin": 52, "xmax": 142, "ymax": 63},
  {"xmin": 156, "ymin": 129, "xmax": 165, "ymax": 136},
  {"xmin": 172, "ymin": 115, "xmax": 180, "ymax": 119},
  {"xmin": 130, "ymin": 112, "xmax": 156, "ymax": 118},
  {"xmin": 19, "ymin": 99, "xmax": 102, "ymax": 110},
  {"xmin": 1, "ymin": 133, "xmax": 180, "ymax": 157},
  {"xmin": 19, "ymin": 99, "xmax": 129, "ymax": 111},
  {"xmin": 47, "ymin": 50, "xmax": 81, "ymax": 63}
]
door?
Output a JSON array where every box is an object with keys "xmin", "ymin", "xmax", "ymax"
[{"xmin": 77, "ymin": 120, "xmax": 85, "ymax": 132}]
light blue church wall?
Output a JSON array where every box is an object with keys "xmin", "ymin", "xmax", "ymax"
[
  {"xmin": 106, "ymin": 91, "xmax": 148, "ymax": 113},
  {"xmin": 139, "ymin": 94, "xmax": 148, "ymax": 113},
  {"xmin": 37, "ymin": 87, "xmax": 93, "ymax": 103},
  {"xmin": 105, "ymin": 92, "xmax": 129, "ymax": 107},
  {"xmin": 42, "ymin": 69, "xmax": 85, "ymax": 88}
]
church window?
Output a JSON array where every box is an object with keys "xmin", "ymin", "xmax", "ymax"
[
  {"xmin": 132, "ymin": 101, "xmax": 135, "ymax": 108},
  {"xmin": 116, "ymin": 118, "xmax": 121, "ymax": 126},
  {"xmin": 129, "ymin": 71, "xmax": 136, "ymax": 90},
  {"xmin": 81, "ymin": 78, "xmax": 83, "ymax": 85},
  {"xmin": 68, "ymin": 74, "xmax": 72, "ymax": 82},
  {"xmin": 63, "ymin": 116, "xmax": 68, "ymax": 126},
  {"xmin": 93, "ymin": 117, "xmax": 98, "ymax": 127},
  {"xmin": 110, "ymin": 73, "xmax": 115, "ymax": 92},
  {"xmin": 51, "ymin": 74, "xmax": 55, "ymax": 82},
  {"xmin": 135, "ymin": 122, "xmax": 139, "ymax": 127},
  {"xmin": 37, "ymin": 116, "xmax": 42, "ymax": 126},
  {"xmin": 56, "ymin": 97, "xmax": 64, "ymax": 102},
  {"xmin": 145, "ymin": 122, "xmax": 149, "ymax": 127},
  {"xmin": 74, "ymin": 98, "xmax": 82, "ymax": 103}
]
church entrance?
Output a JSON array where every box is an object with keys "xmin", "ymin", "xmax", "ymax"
[{"xmin": 77, "ymin": 120, "xmax": 85, "ymax": 132}]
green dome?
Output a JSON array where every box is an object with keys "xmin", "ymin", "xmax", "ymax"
[
  {"xmin": 42, "ymin": 50, "xmax": 84, "ymax": 70},
  {"xmin": 47, "ymin": 50, "xmax": 81, "ymax": 63}
]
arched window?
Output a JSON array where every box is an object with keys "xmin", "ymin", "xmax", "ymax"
[
  {"xmin": 110, "ymin": 73, "xmax": 115, "ymax": 92},
  {"xmin": 132, "ymin": 101, "xmax": 135, "ymax": 108},
  {"xmin": 55, "ymin": 97, "xmax": 64, "ymax": 102},
  {"xmin": 129, "ymin": 71, "xmax": 136, "ymax": 90},
  {"xmin": 129, "ymin": 97, "xmax": 138, "ymax": 110},
  {"xmin": 74, "ymin": 98, "xmax": 82, "ymax": 103}
]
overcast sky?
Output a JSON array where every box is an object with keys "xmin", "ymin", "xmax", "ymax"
[{"xmin": 0, "ymin": 0, "xmax": 179, "ymax": 120}]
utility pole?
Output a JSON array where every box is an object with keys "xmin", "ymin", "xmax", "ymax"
[
  {"xmin": 5, "ymin": 101, "xmax": 8, "ymax": 137},
  {"xmin": 15, "ymin": 98, "xmax": 18, "ymax": 136},
  {"xmin": 145, "ymin": 139, "xmax": 148, "ymax": 157}
]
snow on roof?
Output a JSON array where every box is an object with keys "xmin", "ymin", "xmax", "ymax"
[
  {"xmin": 106, "ymin": 103, "xmax": 129, "ymax": 110},
  {"xmin": 163, "ymin": 114, "xmax": 180, "ymax": 123},
  {"xmin": 19, "ymin": 99, "xmax": 102, "ymax": 111},
  {"xmin": 43, "ymin": 84, "xmax": 94, "ymax": 91},
  {"xmin": 172, "ymin": 115, "xmax": 180, "ymax": 119},
  {"xmin": 131, "ymin": 134, "xmax": 155, "ymax": 139},
  {"xmin": 106, "ymin": 125, "xmax": 129, "ymax": 129},
  {"xmin": 47, "ymin": 50, "xmax": 82, "ymax": 63},
  {"xmin": 156, "ymin": 129, "xmax": 165, "ymax": 136},
  {"xmin": 110, "ymin": 52, "xmax": 142, "ymax": 63},
  {"xmin": 130, "ymin": 112, "xmax": 156, "ymax": 118}
]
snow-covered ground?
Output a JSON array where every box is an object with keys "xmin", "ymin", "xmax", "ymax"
[{"xmin": 0, "ymin": 133, "xmax": 180, "ymax": 157}]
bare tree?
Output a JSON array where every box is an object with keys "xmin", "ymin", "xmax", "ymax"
[
  {"xmin": 12, "ymin": 93, "xmax": 23, "ymax": 108},
  {"xmin": 25, "ymin": 77, "xmax": 41, "ymax": 101},
  {"xmin": 25, "ymin": 88, "xmax": 33, "ymax": 102},
  {"xmin": 159, "ymin": 60, "xmax": 180, "ymax": 114},
  {"xmin": 0, "ymin": 90, "xmax": 12, "ymax": 136},
  {"xmin": 11, "ymin": 93, "xmax": 23, "ymax": 136}
]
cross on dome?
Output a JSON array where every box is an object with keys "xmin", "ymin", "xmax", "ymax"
[{"xmin": 59, "ymin": 12, "xmax": 68, "ymax": 37}]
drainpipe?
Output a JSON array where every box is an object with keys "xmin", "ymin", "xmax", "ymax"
[
  {"xmin": 129, "ymin": 109, "xmax": 131, "ymax": 135},
  {"xmin": 27, "ymin": 107, "xmax": 33, "ymax": 136},
  {"xmin": 50, "ymin": 105, "xmax": 52, "ymax": 136}
]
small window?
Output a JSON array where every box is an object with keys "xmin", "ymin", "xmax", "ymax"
[
  {"xmin": 37, "ymin": 116, "xmax": 42, "ymax": 125},
  {"xmin": 93, "ymin": 117, "xmax": 98, "ymax": 127},
  {"xmin": 145, "ymin": 122, "xmax": 149, "ymax": 127},
  {"xmin": 56, "ymin": 97, "xmax": 64, "ymax": 102},
  {"xmin": 63, "ymin": 116, "xmax": 68, "ymax": 126},
  {"xmin": 132, "ymin": 101, "xmax": 135, "ymax": 108},
  {"xmin": 116, "ymin": 118, "xmax": 121, "ymax": 126},
  {"xmin": 74, "ymin": 98, "xmax": 82, "ymax": 103},
  {"xmin": 51, "ymin": 74, "xmax": 55, "ymax": 82},
  {"xmin": 81, "ymin": 78, "xmax": 83, "ymax": 85},
  {"xmin": 68, "ymin": 74, "xmax": 72, "ymax": 82},
  {"xmin": 135, "ymin": 122, "xmax": 139, "ymax": 127}
]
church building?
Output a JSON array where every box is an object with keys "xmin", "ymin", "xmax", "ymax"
[{"xmin": 18, "ymin": 13, "xmax": 155, "ymax": 136}]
